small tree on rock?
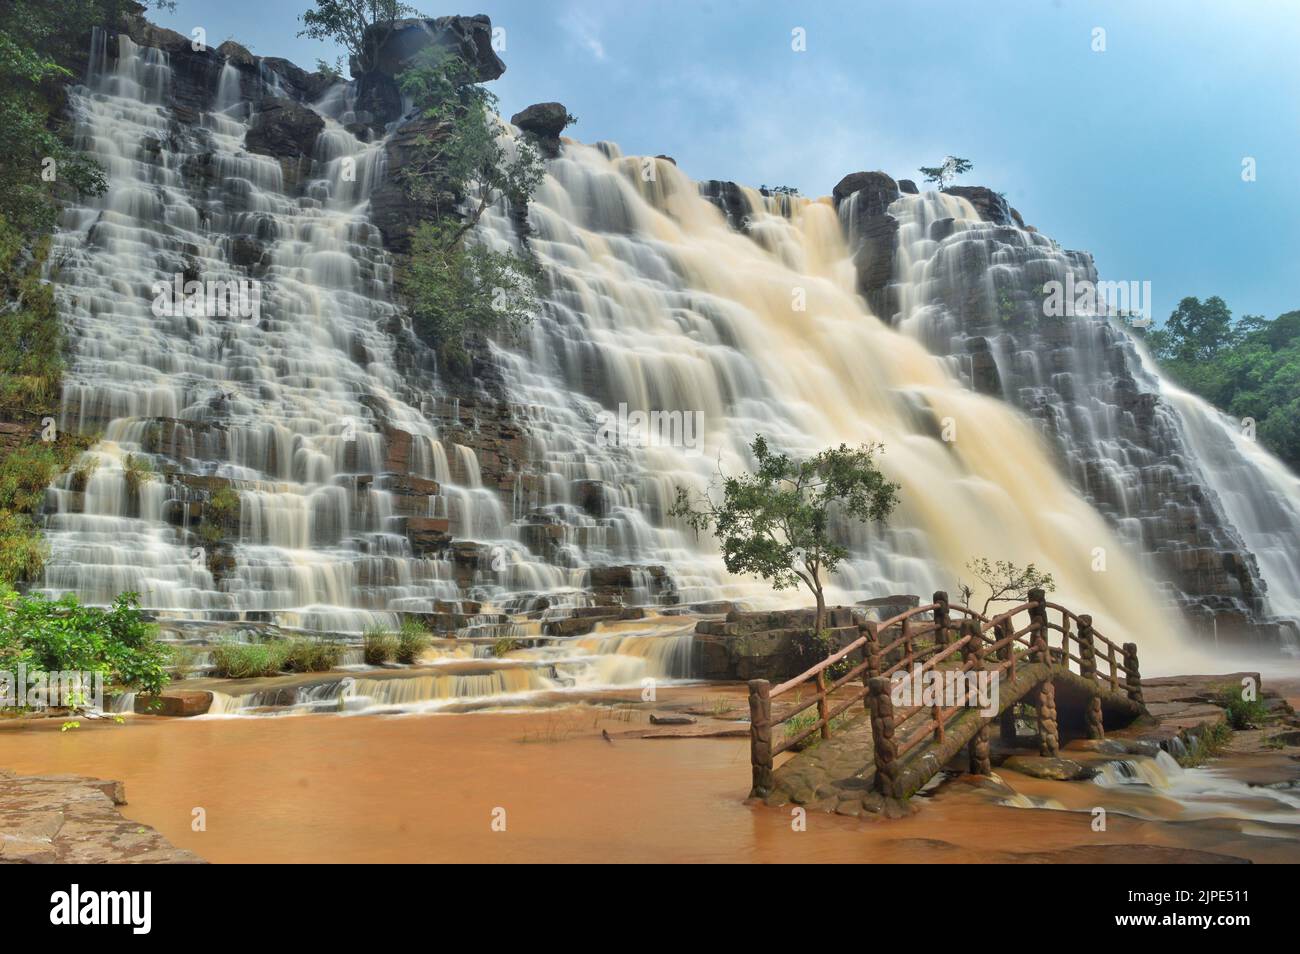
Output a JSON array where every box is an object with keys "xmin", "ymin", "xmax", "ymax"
[
  {"xmin": 918, "ymin": 156, "xmax": 973, "ymax": 191},
  {"xmin": 298, "ymin": 0, "xmax": 415, "ymax": 75},
  {"xmin": 670, "ymin": 435, "xmax": 900, "ymax": 637}
]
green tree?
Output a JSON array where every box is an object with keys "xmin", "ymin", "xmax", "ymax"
[
  {"xmin": 395, "ymin": 51, "xmax": 544, "ymax": 366},
  {"xmin": 298, "ymin": 0, "xmax": 414, "ymax": 75},
  {"xmin": 1144, "ymin": 299, "xmax": 1300, "ymax": 472},
  {"xmin": 671, "ymin": 435, "xmax": 900, "ymax": 636},
  {"xmin": 1147, "ymin": 295, "xmax": 1236, "ymax": 363},
  {"xmin": 918, "ymin": 156, "xmax": 973, "ymax": 191}
]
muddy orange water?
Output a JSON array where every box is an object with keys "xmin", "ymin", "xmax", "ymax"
[{"xmin": 4, "ymin": 688, "xmax": 1298, "ymax": 863}]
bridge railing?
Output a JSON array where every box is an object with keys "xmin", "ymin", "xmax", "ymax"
[{"xmin": 746, "ymin": 588, "xmax": 1144, "ymax": 799}]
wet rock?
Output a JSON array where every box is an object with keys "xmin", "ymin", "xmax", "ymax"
[
  {"xmin": 942, "ymin": 185, "xmax": 1012, "ymax": 226},
  {"xmin": 134, "ymin": 690, "xmax": 214, "ymax": 717},
  {"xmin": 898, "ymin": 178, "xmax": 919, "ymax": 194},
  {"xmin": 215, "ymin": 40, "xmax": 254, "ymax": 68},
  {"xmin": 245, "ymin": 97, "xmax": 323, "ymax": 159},
  {"xmin": 1002, "ymin": 755, "xmax": 1095, "ymax": 781},
  {"xmin": 699, "ymin": 180, "xmax": 751, "ymax": 232},
  {"xmin": 402, "ymin": 516, "xmax": 452, "ymax": 555},
  {"xmin": 831, "ymin": 170, "xmax": 899, "ymax": 216}
]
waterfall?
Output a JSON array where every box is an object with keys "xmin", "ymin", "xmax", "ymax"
[{"xmin": 38, "ymin": 29, "xmax": 1300, "ymax": 671}]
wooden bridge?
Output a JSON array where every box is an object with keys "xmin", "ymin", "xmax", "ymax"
[{"xmin": 746, "ymin": 589, "xmax": 1148, "ymax": 810}]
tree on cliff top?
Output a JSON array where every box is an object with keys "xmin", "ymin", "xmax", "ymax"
[
  {"xmin": 670, "ymin": 436, "xmax": 900, "ymax": 637},
  {"xmin": 298, "ymin": 0, "xmax": 416, "ymax": 75},
  {"xmin": 919, "ymin": 156, "xmax": 973, "ymax": 191}
]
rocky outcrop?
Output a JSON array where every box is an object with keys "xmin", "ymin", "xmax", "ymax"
[
  {"xmin": 693, "ymin": 607, "xmax": 862, "ymax": 680},
  {"xmin": 244, "ymin": 97, "xmax": 323, "ymax": 159},
  {"xmin": 510, "ymin": 102, "xmax": 572, "ymax": 157},
  {"xmin": 0, "ymin": 770, "xmax": 202, "ymax": 863},
  {"xmin": 699, "ymin": 180, "xmax": 752, "ymax": 231},
  {"xmin": 833, "ymin": 172, "xmax": 902, "ymax": 317},
  {"xmin": 943, "ymin": 185, "xmax": 1013, "ymax": 226}
]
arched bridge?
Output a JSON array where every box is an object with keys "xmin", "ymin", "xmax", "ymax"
[{"xmin": 746, "ymin": 589, "xmax": 1148, "ymax": 810}]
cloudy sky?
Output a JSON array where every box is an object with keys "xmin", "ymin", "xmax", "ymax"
[{"xmin": 152, "ymin": 0, "xmax": 1300, "ymax": 322}]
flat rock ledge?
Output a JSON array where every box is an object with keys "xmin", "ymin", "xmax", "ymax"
[{"xmin": 0, "ymin": 770, "xmax": 203, "ymax": 864}]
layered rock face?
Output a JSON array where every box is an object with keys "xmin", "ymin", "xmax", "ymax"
[{"xmin": 834, "ymin": 179, "xmax": 1300, "ymax": 646}]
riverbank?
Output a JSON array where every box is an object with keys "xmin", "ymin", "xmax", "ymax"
[{"xmin": 1, "ymin": 678, "xmax": 1296, "ymax": 863}]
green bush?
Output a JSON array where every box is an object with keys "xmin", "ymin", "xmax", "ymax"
[
  {"xmin": 396, "ymin": 619, "xmax": 431, "ymax": 664},
  {"xmin": 1215, "ymin": 689, "xmax": 1269, "ymax": 730},
  {"xmin": 209, "ymin": 640, "xmax": 287, "ymax": 679},
  {"xmin": 281, "ymin": 637, "xmax": 344, "ymax": 673},
  {"xmin": 0, "ymin": 588, "xmax": 169, "ymax": 703},
  {"xmin": 363, "ymin": 628, "xmax": 399, "ymax": 665}
]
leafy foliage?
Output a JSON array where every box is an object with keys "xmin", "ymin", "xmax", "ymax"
[
  {"xmin": 0, "ymin": 588, "xmax": 169, "ymax": 701},
  {"xmin": 210, "ymin": 639, "xmax": 287, "ymax": 679},
  {"xmin": 918, "ymin": 156, "xmax": 973, "ymax": 191},
  {"xmin": 1143, "ymin": 297, "xmax": 1300, "ymax": 472},
  {"xmin": 0, "ymin": 435, "xmax": 91, "ymax": 584},
  {"xmin": 395, "ymin": 51, "xmax": 544, "ymax": 367},
  {"xmin": 298, "ymin": 0, "xmax": 414, "ymax": 75},
  {"xmin": 957, "ymin": 557, "xmax": 1055, "ymax": 617},
  {"xmin": 671, "ymin": 435, "xmax": 900, "ymax": 634}
]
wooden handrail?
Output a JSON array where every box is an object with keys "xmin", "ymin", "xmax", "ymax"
[{"xmin": 747, "ymin": 592, "xmax": 1147, "ymax": 801}]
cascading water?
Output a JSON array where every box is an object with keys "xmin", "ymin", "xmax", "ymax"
[
  {"xmin": 39, "ymin": 27, "xmax": 1300, "ymax": 674},
  {"xmin": 880, "ymin": 189, "xmax": 1300, "ymax": 651}
]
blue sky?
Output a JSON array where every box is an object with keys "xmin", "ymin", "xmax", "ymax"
[{"xmin": 152, "ymin": 0, "xmax": 1300, "ymax": 323}]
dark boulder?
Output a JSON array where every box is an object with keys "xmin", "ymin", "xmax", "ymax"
[
  {"xmin": 831, "ymin": 170, "xmax": 899, "ymax": 215},
  {"xmin": 358, "ymin": 15, "xmax": 505, "ymax": 81},
  {"xmin": 245, "ymin": 97, "xmax": 323, "ymax": 159},
  {"xmin": 699, "ymin": 180, "xmax": 751, "ymax": 232},
  {"xmin": 898, "ymin": 178, "xmax": 919, "ymax": 194},
  {"xmin": 943, "ymin": 185, "xmax": 1013, "ymax": 226},
  {"xmin": 215, "ymin": 40, "xmax": 254, "ymax": 68},
  {"xmin": 510, "ymin": 102, "xmax": 572, "ymax": 157}
]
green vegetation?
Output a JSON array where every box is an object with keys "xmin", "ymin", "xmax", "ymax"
[
  {"xmin": 491, "ymin": 634, "xmax": 520, "ymax": 657},
  {"xmin": 363, "ymin": 626, "xmax": 399, "ymax": 665},
  {"xmin": 395, "ymin": 51, "xmax": 543, "ymax": 369},
  {"xmin": 298, "ymin": 0, "xmax": 412, "ymax": 75},
  {"xmin": 197, "ymin": 485, "xmax": 240, "ymax": 547},
  {"xmin": 209, "ymin": 639, "xmax": 287, "ymax": 679},
  {"xmin": 0, "ymin": 436, "xmax": 92, "ymax": 584},
  {"xmin": 1177, "ymin": 721, "xmax": 1232, "ymax": 768},
  {"xmin": 0, "ymin": 588, "xmax": 169, "ymax": 707},
  {"xmin": 956, "ymin": 557, "xmax": 1055, "ymax": 617},
  {"xmin": 1140, "ymin": 297, "xmax": 1300, "ymax": 472},
  {"xmin": 1214, "ymin": 686, "xmax": 1270, "ymax": 730},
  {"xmin": 395, "ymin": 618, "xmax": 431, "ymax": 663},
  {"xmin": 918, "ymin": 156, "xmax": 973, "ymax": 191},
  {"xmin": 671, "ymin": 434, "xmax": 900, "ymax": 637},
  {"xmin": 281, "ymin": 637, "xmax": 345, "ymax": 673}
]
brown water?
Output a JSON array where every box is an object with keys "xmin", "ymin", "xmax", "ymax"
[{"xmin": 3, "ymin": 693, "xmax": 1296, "ymax": 863}]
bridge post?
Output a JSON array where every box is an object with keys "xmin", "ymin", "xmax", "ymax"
[
  {"xmin": 868, "ymin": 677, "xmax": 900, "ymax": 798},
  {"xmin": 747, "ymin": 679, "xmax": 774, "ymax": 798},
  {"xmin": 1123, "ymin": 642, "xmax": 1144, "ymax": 706},
  {"xmin": 962, "ymin": 621, "xmax": 992, "ymax": 774},
  {"xmin": 1078, "ymin": 614, "xmax": 1104, "ymax": 738},
  {"xmin": 1035, "ymin": 680, "xmax": 1059, "ymax": 756},
  {"xmin": 933, "ymin": 590, "xmax": 950, "ymax": 648},
  {"xmin": 1027, "ymin": 588, "xmax": 1049, "ymax": 664},
  {"xmin": 861, "ymin": 621, "xmax": 880, "ymax": 711},
  {"xmin": 997, "ymin": 616, "xmax": 1016, "ymax": 742}
]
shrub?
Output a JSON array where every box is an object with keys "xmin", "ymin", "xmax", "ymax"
[
  {"xmin": 209, "ymin": 640, "xmax": 287, "ymax": 679},
  {"xmin": 491, "ymin": 635, "xmax": 521, "ymax": 658},
  {"xmin": 122, "ymin": 454, "xmax": 154, "ymax": 494},
  {"xmin": 281, "ymin": 637, "xmax": 344, "ymax": 673},
  {"xmin": 0, "ymin": 588, "xmax": 169, "ymax": 703},
  {"xmin": 396, "ymin": 619, "xmax": 431, "ymax": 664},
  {"xmin": 363, "ymin": 628, "xmax": 399, "ymax": 665},
  {"xmin": 1215, "ymin": 689, "xmax": 1269, "ymax": 730}
]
